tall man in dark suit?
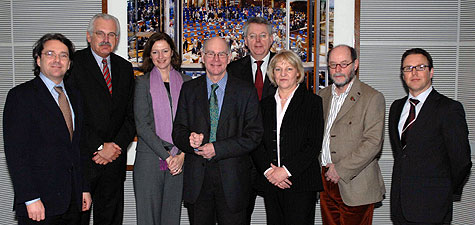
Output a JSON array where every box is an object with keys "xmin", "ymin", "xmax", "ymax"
[
  {"xmin": 226, "ymin": 17, "xmax": 276, "ymax": 224},
  {"xmin": 4, "ymin": 33, "xmax": 91, "ymax": 224},
  {"xmin": 172, "ymin": 37, "xmax": 263, "ymax": 225},
  {"xmin": 389, "ymin": 48, "xmax": 472, "ymax": 224},
  {"xmin": 67, "ymin": 13, "xmax": 135, "ymax": 225}
]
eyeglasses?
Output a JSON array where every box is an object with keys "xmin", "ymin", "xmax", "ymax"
[
  {"xmin": 328, "ymin": 60, "xmax": 354, "ymax": 69},
  {"xmin": 42, "ymin": 51, "xmax": 69, "ymax": 60},
  {"xmin": 204, "ymin": 51, "xmax": 228, "ymax": 59},
  {"xmin": 94, "ymin": 31, "xmax": 117, "ymax": 39},
  {"xmin": 401, "ymin": 65, "xmax": 430, "ymax": 72},
  {"xmin": 247, "ymin": 33, "xmax": 269, "ymax": 40}
]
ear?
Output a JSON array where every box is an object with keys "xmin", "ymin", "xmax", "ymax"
[
  {"xmin": 353, "ymin": 59, "xmax": 359, "ymax": 71},
  {"xmin": 244, "ymin": 37, "xmax": 248, "ymax": 47},
  {"xmin": 429, "ymin": 67, "xmax": 434, "ymax": 79},
  {"xmin": 86, "ymin": 31, "xmax": 92, "ymax": 43},
  {"xmin": 36, "ymin": 56, "xmax": 41, "ymax": 68}
]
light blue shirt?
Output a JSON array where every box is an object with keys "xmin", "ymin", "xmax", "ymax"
[
  {"xmin": 26, "ymin": 73, "xmax": 76, "ymax": 205},
  {"xmin": 91, "ymin": 49, "xmax": 111, "ymax": 78},
  {"xmin": 206, "ymin": 73, "xmax": 228, "ymax": 114}
]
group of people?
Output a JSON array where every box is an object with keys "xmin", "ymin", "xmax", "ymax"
[{"xmin": 3, "ymin": 13, "xmax": 472, "ymax": 225}]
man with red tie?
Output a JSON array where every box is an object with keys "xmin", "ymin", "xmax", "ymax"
[
  {"xmin": 389, "ymin": 48, "xmax": 472, "ymax": 224},
  {"xmin": 67, "ymin": 13, "xmax": 135, "ymax": 225},
  {"xmin": 227, "ymin": 17, "xmax": 276, "ymax": 224}
]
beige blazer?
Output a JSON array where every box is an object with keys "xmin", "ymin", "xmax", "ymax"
[{"xmin": 318, "ymin": 77, "xmax": 386, "ymax": 206}]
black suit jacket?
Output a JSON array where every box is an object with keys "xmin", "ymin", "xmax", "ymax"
[
  {"xmin": 389, "ymin": 89, "xmax": 472, "ymax": 223},
  {"xmin": 67, "ymin": 47, "xmax": 135, "ymax": 183},
  {"xmin": 4, "ymin": 76, "xmax": 84, "ymax": 217},
  {"xmin": 172, "ymin": 75, "xmax": 263, "ymax": 212},
  {"xmin": 253, "ymin": 84, "xmax": 324, "ymax": 193},
  {"xmin": 227, "ymin": 53, "xmax": 277, "ymax": 100}
]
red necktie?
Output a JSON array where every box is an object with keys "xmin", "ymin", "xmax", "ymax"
[
  {"xmin": 401, "ymin": 98, "xmax": 419, "ymax": 148},
  {"xmin": 102, "ymin": 58, "xmax": 112, "ymax": 94},
  {"xmin": 255, "ymin": 60, "xmax": 264, "ymax": 100}
]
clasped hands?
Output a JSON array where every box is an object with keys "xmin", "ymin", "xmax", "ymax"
[
  {"xmin": 189, "ymin": 132, "xmax": 215, "ymax": 159},
  {"xmin": 265, "ymin": 163, "xmax": 292, "ymax": 189},
  {"xmin": 92, "ymin": 142, "xmax": 121, "ymax": 165},
  {"xmin": 166, "ymin": 152, "xmax": 185, "ymax": 176}
]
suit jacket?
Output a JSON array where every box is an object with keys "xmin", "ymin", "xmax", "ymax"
[
  {"xmin": 318, "ymin": 77, "xmax": 386, "ymax": 206},
  {"xmin": 67, "ymin": 47, "xmax": 136, "ymax": 183},
  {"xmin": 227, "ymin": 53, "xmax": 277, "ymax": 100},
  {"xmin": 389, "ymin": 89, "xmax": 472, "ymax": 223},
  {"xmin": 172, "ymin": 75, "xmax": 263, "ymax": 212},
  {"xmin": 4, "ymin": 76, "xmax": 84, "ymax": 217},
  {"xmin": 253, "ymin": 84, "xmax": 324, "ymax": 193}
]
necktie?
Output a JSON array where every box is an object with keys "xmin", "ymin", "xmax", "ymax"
[
  {"xmin": 255, "ymin": 60, "xmax": 264, "ymax": 100},
  {"xmin": 209, "ymin": 84, "xmax": 219, "ymax": 142},
  {"xmin": 102, "ymin": 58, "xmax": 112, "ymax": 94},
  {"xmin": 401, "ymin": 98, "xmax": 419, "ymax": 148},
  {"xmin": 54, "ymin": 86, "xmax": 73, "ymax": 140}
]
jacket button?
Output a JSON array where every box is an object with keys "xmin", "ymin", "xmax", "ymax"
[{"xmin": 402, "ymin": 154, "xmax": 407, "ymax": 158}]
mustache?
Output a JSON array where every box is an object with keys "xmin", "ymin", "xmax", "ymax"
[
  {"xmin": 332, "ymin": 73, "xmax": 346, "ymax": 77},
  {"xmin": 99, "ymin": 42, "xmax": 112, "ymax": 47}
]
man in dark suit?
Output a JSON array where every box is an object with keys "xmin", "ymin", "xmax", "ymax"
[
  {"xmin": 226, "ymin": 17, "xmax": 276, "ymax": 224},
  {"xmin": 4, "ymin": 33, "xmax": 91, "ymax": 224},
  {"xmin": 172, "ymin": 37, "xmax": 263, "ymax": 225},
  {"xmin": 67, "ymin": 13, "xmax": 135, "ymax": 225},
  {"xmin": 389, "ymin": 48, "xmax": 472, "ymax": 224}
]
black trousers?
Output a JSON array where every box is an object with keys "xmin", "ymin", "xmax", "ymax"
[
  {"xmin": 245, "ymin": 164, "xmax": 265, "ymax": 225},
  {"xmin": 80, "ymin": 164, "xmax": 124, "ymax": 225},
  {"xmin": 263, "ymin": 189, "xmax": 317, "ymax": 225},
  {"xmin": 187, "ymin": 162, "xmax": 246, "ymax": 225}
]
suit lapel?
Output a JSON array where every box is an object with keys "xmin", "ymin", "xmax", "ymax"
[
  {"xmin": 320, "ymin": 88, "xmax": 332, "ymax": 122},
  {"xmin": 219, "ymin": 76, "xmax": 237, "ymax": 124},
  {"xmin": 86, "ymin": 48, "xmax": 113, "ymax": 97},
  {"xmin": 391, "ymin": 97, "xmax": 407, "ymax": 149},
  {"xmin": 196, "ymin": 76, "xmax": 211, "ymax": 126},
  {"xmin": 242, "ymin": 56, "xmax": 254, "ymax": 84},
  {"xmin": 334, "ymin": 78, "xmax": 361, "ymax": 124},
  {"xmin": 110, "ymin": 53, "xmax": 120, "ymax": 99},
  {"xmin": 408, "ymin": 90, "xmax": 440, "ymax": 138},
  {"xmin": 33, "ymin": 77, "xmax": 70, "ymax": 142},
  {"xmin": 65, "ymin": 85, "xmax": 81, "ymax": 142}
]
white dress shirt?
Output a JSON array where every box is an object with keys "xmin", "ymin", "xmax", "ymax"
[
  {"xmin": 398, "ymin": 86, "xmax": 433, "ymax": 138},
  {"xmin": 250, "ymin": 52, "xmax": 271, "ymax": 84}
]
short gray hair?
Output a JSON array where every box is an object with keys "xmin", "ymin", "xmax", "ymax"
[
  {"xmin": 87, "ymin": 13, "xmax": 120, "ymax": 37},
  {"xmin": 243, "ymin": 17, "xmax": 272, "ymax": 37}
]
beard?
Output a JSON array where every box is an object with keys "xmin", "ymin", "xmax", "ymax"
[{"xmin": 330, "ymin": 68, "xmax": 356, "ymax": 88}]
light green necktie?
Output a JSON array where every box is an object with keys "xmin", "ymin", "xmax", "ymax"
[{"xmin": 209, "ymin": 83, "xmax": 219, "ymax": 142}]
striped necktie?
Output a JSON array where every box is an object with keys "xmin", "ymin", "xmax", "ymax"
[
  {"xmin": 401, "ymin": 98, "xmax": 419, "ymax": 148},
  {"xmin": 102, "ymin": 58, "xmax": 112, "ymax": 94}
]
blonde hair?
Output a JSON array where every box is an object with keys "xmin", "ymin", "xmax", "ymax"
[{"xmin": 267, "ymin": 50, "xmax": 305, "ymax": 86}]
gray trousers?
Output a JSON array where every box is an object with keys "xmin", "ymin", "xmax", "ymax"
[{"xmin": 134, "ymin": 151, "xmax": 184, "ymax": 225}]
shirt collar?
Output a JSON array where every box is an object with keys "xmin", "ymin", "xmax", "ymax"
[
  {"xmin": 250, "ymin": 52, "xmax": 271, "ymax": 64},
  {"xmin": 206, "ymin": 73, "xmax": 228, "ymax": 93},
  {"xmin": 39, "ymin": 72, "xmax": 65, "ymax": 91},
  {"xmin": 331, "ymin": 78, "xmax": 355, "ymax": 97},
  {"xmin": 91, "ymin": 48, "xmax": 110, "ymax": 66},
  {"xmin": 408, "ymin": 85, "xmax": 433, "ymax": 105}
]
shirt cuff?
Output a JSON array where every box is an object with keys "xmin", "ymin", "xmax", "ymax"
[
  {"xmin": 25, "ymin": 198, "xmax": 40, "ymax": 205},
  {"xmin": 282, "ymin": 165, "xmax": 292, "ymax": 177},
  {"xmin": 264, "ymin": 167, "xmax": 272, "ymax": 176}
]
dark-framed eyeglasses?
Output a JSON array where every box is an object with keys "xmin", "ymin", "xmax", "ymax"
[
  {"xmin": 328, "ymin": 60, "xmax": 354, "ymax": 69},
  {"xmin": 401, "ymin": 65, "xmax": 430, "ymax": 72}
]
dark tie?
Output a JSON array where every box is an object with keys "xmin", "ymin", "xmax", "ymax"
[
  {"xmin": 401, "ymin": 98, "xmax": 419, "ymax": 148},
  {"xmin": 255, "ymin": 60, "xmax": 264, "ymax": 100},
  {"xmin": 54, "ymin": 86, "xmax": 73, "ymax": 140},
  {"xmin": 209, "ymin": 84, "xmax": 219, "ymax": 142},
  {"xmin": 102, "ymin": 58, "xmax": 112, "ymax": 94}
]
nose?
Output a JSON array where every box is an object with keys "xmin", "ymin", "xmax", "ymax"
[
  {"xmin": 335, "ymin": 64, "xmax": 343, "ymax": 72},
  {"xmin": 411, "ymin": 68, "xmax": 418, "ymax": 75}
]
